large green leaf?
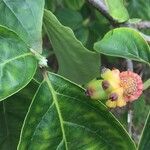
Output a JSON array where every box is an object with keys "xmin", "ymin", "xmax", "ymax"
[
  {"xmin": 0, "ymin": 25, "xmax": 37, "ymax": 101},
  {"xmin": 44, "ymin": 10, "xmax": 100, "ymax": 84},
  {"xmin": 75, "ymin": 27, "xmax": 89, "ymax": 46},
  {"xmin": 94, "ymin": 27, "xmax": 150, "ymax": 66},
  {"xmin": 64, "ymin": 0, "xmax": 85, "ymax": 10},
  {"xmin": 105, "ymin": 0, "xmax": 129, "ymax": 22},
  {"xmin": 0, "ymin": 81, "xmax": 38, "ymax": 150},
  {"xmin": 55, "ymin": 8, "xmax": 83, "ymax": 30},
  {"xmin": 0, "ymin": 0, "xmax": 45, "ymax": 53},
  {"xmin": 138, "ymin": 110, "xmax": 150, "ymax": 150},
  {"xmin": 18, "ymin": 72, "xmax": 136, "ymax": 150},
  {"xmin": 127, "ymin": 0, "xmax": 150, "ymax": 20},
  {"xmin": 45, "ymin": 0, "xmax": 57, "ymax": 12}
]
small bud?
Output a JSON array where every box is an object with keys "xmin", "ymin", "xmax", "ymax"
[
  {"xmin": 85, "ymin": 88, "xmax": 93, "ymax": 97},
  {"xmin": 39, "ymin": 57, "xmax": 48, "ymax": 68},
  {"xmin": 30, "ymin": 48, "xmax": 48, "ymax": 68},
  {"xmin": 109, "ymin": 93, "xmax": 118, "ymax": 101},
  {"xmin": 102, "ymin": 80, "xmax": 110, "ymax": 90}
]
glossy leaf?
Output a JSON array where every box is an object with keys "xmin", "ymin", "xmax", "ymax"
[
  {"xmin": 0, "ymin": 81, "xmax": 38, "ymax": 150},
  {"xmin": 127, "ymin": 0, "xmax": 150, "ymax": 20},
  {"xmin": 55, "ymin": 8, "xmax": 83, "ymax": 30},
  {"xmin": 138, "ymin": 111, "xmax": 150, "ymax": 150},
  {"xmin": 75, "ymin": 27, "xmax": 89, "ymax": 46},
  {"xmin": 94, "ymin": 27, "xmax": 150, "ymax": 66},
  {"xmin": 64, "ymin": 0, "xmax": 85, "ymax": 10},
  {"xmin": 18, "ymin": 72, "xmax": 136, "ymax": 150},
  {"xmin": 133, "ymin": 97, "xmax": 150, "ymax": 128},
  {"xmin": 44, "ymin": 10, "xmax": 100, "ymax": 84},
  {"xmin": 105, "ymin": 0, "xmax": 129, "ymax": 22},
  {"xmin": 0, "ymin": 26, "xmax": 37, "ymax": 101},
  {"xmin": 0, "ymin": 0, "xmax": 45, "ymax": 53}
]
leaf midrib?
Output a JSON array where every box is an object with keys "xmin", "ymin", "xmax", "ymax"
[
  {"xmin": 1, "ymin": 101, "xmax": 12, "ymax": 149},
  {"xmin": 45, "ymin": 73, "xmax": 68, "ymax": 150},
  {"xmin": 0, "ymin": 53, "xmax": 32, "ymax": 66}
]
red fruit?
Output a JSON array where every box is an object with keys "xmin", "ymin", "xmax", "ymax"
[{"xmin": 120, "ymin": 71, "xmax": 143, "ymax": 102}]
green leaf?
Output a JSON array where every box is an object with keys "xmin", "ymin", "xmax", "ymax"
[
  {"xmin": 138, "ymin": 110, "xmax": 150, "ymax": 150},
  {"xmin": 75, "ymin": 27, "xmax": 89, "ymax": 45},
  {"xmin": 18, "ymin": 72, "xmax": 136, "ymax": 150},
  {"xmin": 94, "ymin": 27, "xmax": 150, "ymax": 66},
  {"xmin": 105, "ymin": 0, "xmax": 129, "ymax": 22},
  {"xmin": 133, "ymin": 97, "xmax": 150, "ymax": 128},
  {"xmin": 0, "ymin": 25, "xmax": 37, "ymax": 101},
  {"xmin": 0, "ymin": 81, "xmax": 38, "ymax": 150},
  {"xmin": 44, "ymin": 10, "xmax": 100, "ymax": 84},
  {"xmin": 45, "ymin": 0, "xmax": 57, "ymax": 12},
  {"xmin": 64, "ymin": 0, "xmax": 85, "ymax": 10},
  {"xmin": 55, "ymin": 8, "xmax": 83, "ymax": 30},
  {"xmin": 127, "ymin": 0, "xmax": 150, "ymax": 20},
  {"xmin": 0, "ymin": 0, "xmax": 45, "ymax": 53},
  {"xmin": 127, "ymin": 0, "xmax": 150, "ymax": 35},
  {"xmin": 144, "ymin": 79, "xmax": 150, "ymax": 90}
]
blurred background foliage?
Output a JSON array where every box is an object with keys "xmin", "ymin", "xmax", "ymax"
[{"xmin": 44, "ymin": 0, "xmax": 150, "ymax": 143}]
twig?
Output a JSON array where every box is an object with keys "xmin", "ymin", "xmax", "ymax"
[
  {"xmin": 129, "ymin": 21, "xmax": 150, "ymax": 29},
  {"xmin": 88, "ymin": 0, "xmax": 119, "ymax": 27},
  {"xmin": 127, "ymin": 103, "xmax": 133, "ymax": 136},
  {"xmin": 126, "ymin": 59, "xmax": 133, "ymax": 71}
]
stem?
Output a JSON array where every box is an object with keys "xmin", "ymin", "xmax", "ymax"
[
  {"xmin": 126, "ymin": 59, "xmax": 133, "ymax": 71},
  {"xmin": 3, "ymin": 102, "xmax": 9, "ymax": 137},
  {"xmin": 127, "ymin": 21, "xmax": 150, "ymax": 29},
  {"xmin": 30, "ymin": 48, "xmax": 48, "ymax": 68},
  {"xmin": 127, "ymin": 103, "xmax": 133, "ymax": 136},
  {"xmin": 126, "ymin": 58, "xmax": 134, "ymax": 137}
]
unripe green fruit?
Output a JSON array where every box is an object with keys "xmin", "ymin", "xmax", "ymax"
[{"xmin": 85, "ymin": 79, "xmax": 107, "ymax": 100}]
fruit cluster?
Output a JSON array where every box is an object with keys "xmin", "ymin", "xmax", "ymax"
[{"xmin": 86, "ymin": 68, "xmax": 143, "ymax": 108}]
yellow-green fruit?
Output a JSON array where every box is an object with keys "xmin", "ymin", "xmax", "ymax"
[
  {"xmin": 86, "ymin": 79, "xmax": 107, "ymax": 100},
  {"xmin": 101, "ymin": 69, "xmax": 120, "ymax": 92},
  {"xmin": 106, "ymin": 100, "xmax": 116, "ymax": 108},
  {"xmin": 117, "ymin": 98, "xmax": 126, "ymax": 107}
]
